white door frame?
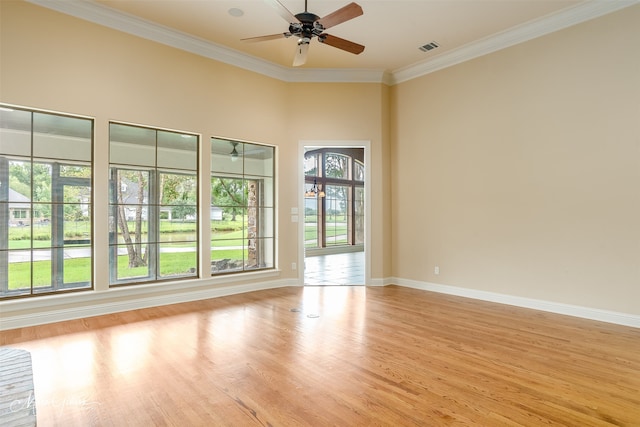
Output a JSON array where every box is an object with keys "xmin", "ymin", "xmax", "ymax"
[{"xmin": 297, "ymin": 140, "xmax": 371, "ymax": 285}]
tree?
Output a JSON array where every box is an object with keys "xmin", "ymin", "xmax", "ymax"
[
  {"xmin": 160, "ymin": 173, "xmax": 196, "ymax": 221},
  {"xmin": 116, "ymin": 170, "xmax": 147, "ymax": 268},
  {"xmin": 211, "ymin": 177, "xmax": 245, "ymax": 221},
  {"xmin": 325, "ymin": 154, "xmax": 349, "ymax": 179}
]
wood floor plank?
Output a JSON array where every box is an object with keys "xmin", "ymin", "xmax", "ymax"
[{"xmin": 1, "ymin": 285, "xmax": 639, "ymax": 426}]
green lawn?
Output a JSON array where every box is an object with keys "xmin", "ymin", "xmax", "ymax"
[
  {"xmin": 8, "ymin": 250, "xmax": 250, "ymax": 290},
  {"xmin": 6, "ymin": 216, "xmax": 351, "ymax": 289},
  {"xmin": 8, "ymin": 257, "xmax": 91, "ymax": 290}
]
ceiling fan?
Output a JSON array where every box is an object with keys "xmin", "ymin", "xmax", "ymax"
[{"xmin": 242, "ymin": 0, "xmax": 364, "ymax": 67}]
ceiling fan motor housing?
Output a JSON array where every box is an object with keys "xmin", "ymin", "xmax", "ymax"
[{"xmin": 291, "ymin": 12, "xmax": 324, "ymax": 39}]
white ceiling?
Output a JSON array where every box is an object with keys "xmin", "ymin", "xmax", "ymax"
[{"xmin": 28, "ymin": 0, "xmax": 637, "ymax": 84}]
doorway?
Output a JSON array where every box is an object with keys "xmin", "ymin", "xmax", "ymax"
[{"xmin": 299, "ymin": 141, "xmax": 370, "ymax": 286}]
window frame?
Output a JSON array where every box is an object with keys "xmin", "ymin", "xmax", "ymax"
[
  {"xmin": 108, "ymin": 122, "xmax": 199, "ymax": 286},
  {"xmin": 304, "ymin": 148, "xmax": 364, "ymax": 251},
  {"xmin": 0, "ymin": 105, "xmax": 94, "ymax": 299},
  {"xmin": 210, "ymin": 137, "xmax": 275, "ymax": 276}
]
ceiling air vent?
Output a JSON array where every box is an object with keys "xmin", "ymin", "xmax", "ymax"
[{"xmin": 419, "ymin": 41, "xmax": 439, "ymax": 52}]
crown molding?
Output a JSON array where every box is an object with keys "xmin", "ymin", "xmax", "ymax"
[
  {"xmin": 284, "ymin": 68, "xmax": 391, "ymax": 84},
  {"xmin": 25, "ymin": 0, "xmax": 388, "ymax": 84},
  {"xmin": 390, "ymin": 0, "xmax": 639, "ymax": 84},
  {"xmin": 26, "ymin": 0, "xmax": 638, "ymax": 86},
  {"xmin": 25, "ymin": 0, "xmax": 295, "ymax": 81}
]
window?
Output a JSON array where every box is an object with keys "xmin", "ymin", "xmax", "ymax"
[
  {"xmin": 13, "ymin": 210, "xmax": 27, "ymax": 219},
  {"xmin": 1, "ymin": 106, "xmax": 93, "ymax": 297},
  {"xmin": 304, "ymin": 148, "xmax": 364, "ymax": 250},
  {"xmin": 109, "ymin": 123, "xmax": 198, "ymax": 285},
  {"xmin": 210, "ymin": 138, "xmax": 274, "ymax": 274}
]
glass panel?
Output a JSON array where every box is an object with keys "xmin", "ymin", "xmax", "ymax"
[
  {"xmin": 354, "ymin": 161, "xmax": 365, "ymax": 182},
  {"xmin": 159, "ymin": 243, "xmax": 197, "ymax": 278},
  {"xmin": 157, "ymin": 131, "xmax": 197, "ymax": 170},
  {"xmin": 0, "ymin": 204, "xmax": 6, "ymax": 251},
  {"xmin": 112, "ymin": 169, "xmax": 149, "ymax": 205},
  {"xmin": 210, "ymin": 221, "xmax": 243, "ymax": 243},
  {"xmin": 6, "ymin": 207, "xmax": 31, "ymax": 249},
  {"xmin": 63, "ymin": 186, "xmax": 91, "ymax": 223},
  {"xmin": 325, "ymin": 185, "xmax": 349, "ymax": 246},
  {"xmin": 354, "ymin": 186, "xmax": 365, "ymax": 245},
  {"xmin": 63, "ymin": 246, "xmax": 92, "ymax": 286},
  {"xmin": 244, "ymin": 143, "xmax": 273, "ymax": 176},
  {"xmin": 250, "ymin": 207, "xmax": 274, "ymax": 238},
  {"xmin": 7, "ymin": 160, "xmax": 31, "ymax": 200},
  {"xmin": 30, "ymin": 162, "xmax": 51, "ymax": 202},
  {"xmin": 63, "ymin": 204, "xmax": 91, "ymax": 244},
  {"xmin": 158, "ymin": 172, "xmax": 197, "ymax": 241},
  {"xmin": 304, "ymin": 153, "xmax": 319, "ymax": 176},
  {"xmin": 325, "ymin": 153, "xmax": 349, "ymax": 179},
  {"xmin": 5, "ymin": 250, "xmax": 31, "ymax": 295},
  {"xmin": 60, "ymin": 164, "xmax": 91, "ymax": 178},
  {"xmin": 245, "ymin": 176, "xmax": 273, "ymax": 207},
  {"xmin": 159, "ymin": 172, "xmax": 197, "ymax": 206},
  {"xmin": 110, "ymin": 123, "xmax": 156, "ymax": 167},
  {"xmin": 32, "ymin": 209, "xmax": 52, "ymax": 248},
  {"xmin": 31, "ymin": 249, "xmax": 51, "ymax": 290},
  {"xmin": 114, "ymin": 244, "xmax": 151, "ymax": 281},
  {"xmin": 247, "ymin": 238, "xmax": 273, "ymax": 270},
  {"xmin": 211, "ymin": 177, "xmax": 245, "ymax": 208},
  {"xmin": 0, "ymin": 108, "xmax": 31, "ymax": 157},
  {"xmin": 211, "ymin": 236, "xmax": 243, "ymax": 250},
  {"xmin": 159, "ymin": 220, "xmax": 197, "ymax": 243},
  {"xmin": 33, "ymin": 113, "xmax": 92, "ymax": 161},
  {"xmin": 211, "ymin": 138, "xmax": 243, "ymax": 174},
  {"xmin": 304, "ymin": 197, "xmax": 318, "ymax": 249},
  {"xmin": 211, "ymin": 239, "xmax": 244, "ymax": 274},
  {"xmin": 115, "ymin": 213, "xmax": 149, "ymax": 244}
]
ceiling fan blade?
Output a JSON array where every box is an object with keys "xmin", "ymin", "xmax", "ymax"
[
  {"xmin": 264, "ymin": 0, "xmax": 300, "ymax": 23},
  {"xmin": 318, "ymin": 34, "xmax": 365, "ymax": 55},
  {"xmin": 241, "ymin": 33, "xmax": 291, "ymax": 43},
  {"xmin": 293, "ymin": 42, "xmax": 310, "ymax": 67},
  {"xmin": 317, "ymin": 2, "xmax": 363, "ymax": 30}
]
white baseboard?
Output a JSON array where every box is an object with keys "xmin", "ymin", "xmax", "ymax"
[
  {"xmin": 3, "ymin": 275, "xmax": 637, "ymax": 330},
  {"xmin": 388, "ymin": 277, "xmax": 640, "ymax": 328},
  {"xmin": 0, "ymin": 276, "xmax": 298, "ymax": 331},
  {"xmin": 368, "ymin": 277, "xmax": 385, "ymax": 287}
]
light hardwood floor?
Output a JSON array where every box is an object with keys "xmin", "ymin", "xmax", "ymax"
[{"xmin": 1, "ymin": 285, "xmax": 639, "ymax": 426}]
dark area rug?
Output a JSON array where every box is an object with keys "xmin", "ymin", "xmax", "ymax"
[{"xmin": 0, "ymin": 347, "xmax": 37, "ymax": 427}]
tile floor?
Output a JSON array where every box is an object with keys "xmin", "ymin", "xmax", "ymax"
[{"xmin": 304, "ymin": 251, "xmax": 365, "ymax": 286}]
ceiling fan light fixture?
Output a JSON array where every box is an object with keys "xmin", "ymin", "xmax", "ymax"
[
  {"xmin": 230, "ymin": 142, "xmax": 240, "ymax": 162},
  {"xmin": 304, "ymin": 178, "xmax": 325, "ymax": 198}
]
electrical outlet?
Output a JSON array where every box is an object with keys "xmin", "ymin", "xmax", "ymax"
[
  {"xmin": 434, "ymin": 265, "xmax": 440, "ymax": 275},
  {"xmin": 291, "ymin": 262, "xmax": 297, "ymax": 270}
]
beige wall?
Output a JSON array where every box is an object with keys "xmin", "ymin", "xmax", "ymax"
[
  {"xmin": 284, "ymin": 82, "xmax": 391, "ymax": 279},
  {"xmin": 391, "ymin": 6, "xmax": 640, "ymax": 314},
  {"xmin": 1, "ymin": 0, "xmax": 637, "ymax": 322},
  {"xmin": 0, "ymin": 1, "xmax": 390, "ymax": 317}
]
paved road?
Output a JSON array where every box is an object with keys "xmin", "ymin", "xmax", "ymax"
[{"xmin": 7, "ymin": 246, "xmax": 246, "ymax": 263}]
